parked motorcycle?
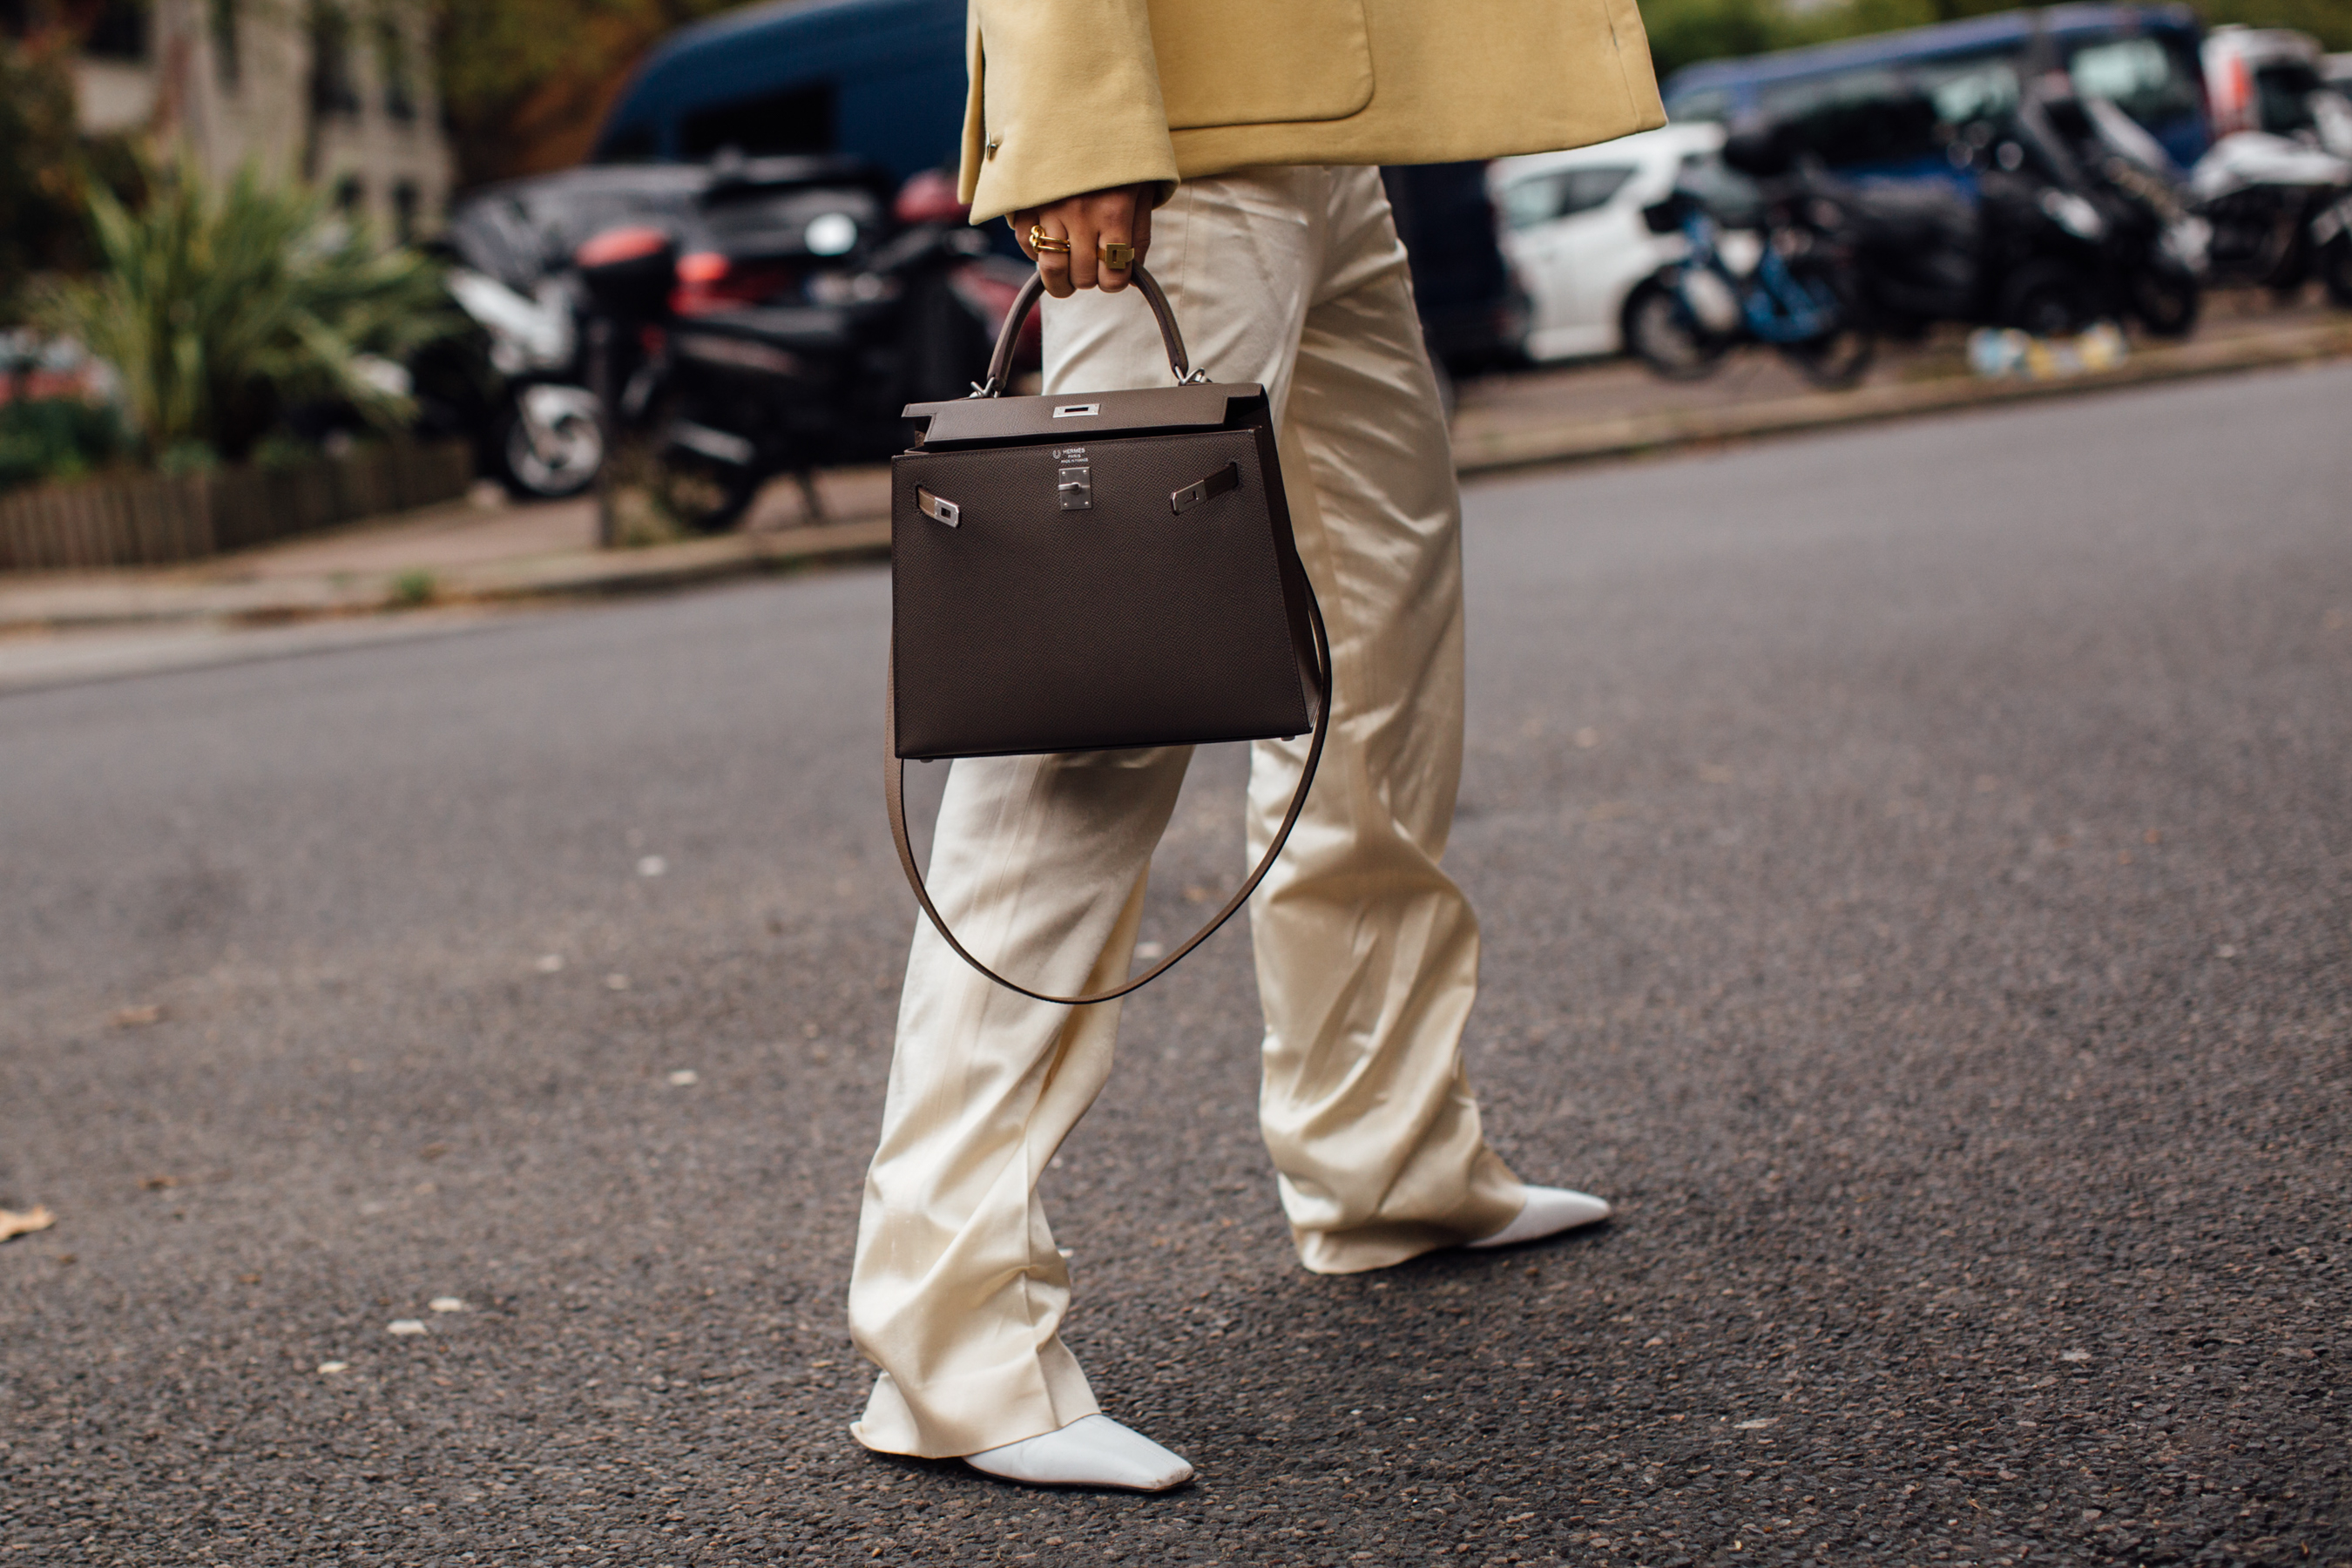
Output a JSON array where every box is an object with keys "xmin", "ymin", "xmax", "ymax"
[
  {"xmin": 2024, "ymin": 86, "xmax": 2205, "ymax": 338},
  {"xmin": 1713, "ymin": 81, "xmax": 2204, "ymax": 342},
  {"xmin": 574, "ymin": 166, "xmax": 1032, "ymax": 532},
  {"xmin": 1624, "ymin": 176, "xmax": 1875, "ymax": 387},
  {"xmin": 436, "ymin": 267, "xmax": 605, "ymax": 500},
  {"xmin": 2187, "ymin": 131, "xmax": 2352, "ymax": 301}
]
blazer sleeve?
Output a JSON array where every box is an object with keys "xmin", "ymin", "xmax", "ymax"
[{"xmin": 958, "ymin": 0, "xmax": 1181, "ymax": 224}]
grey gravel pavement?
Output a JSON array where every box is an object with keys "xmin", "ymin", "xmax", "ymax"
[{"xmin": 3, "ymin": 363, "xmax": 2348, "ymax": 1567}]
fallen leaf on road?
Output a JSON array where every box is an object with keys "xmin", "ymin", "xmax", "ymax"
[
  {"xmin": 112, "ymin": 1004, "xmax": 164, "ymax": 1027},
  {"xmin": 318, "ymin": 1362, "xmax": 349, "ymax": 1375},
  {"xmin": 535, "ymin": 953, "xmax": 564, "ymax": 973},
  {"xmin": 666, "ymin": 1069, "xmax": 699, "ymax": 1086},
  {"xmin": 140, "ymin": 1175, "xmax": 181, "ymax": 1191},
  {"xmin": 638, "ymin": 855, "xmax": 667, "ymax": 877},
  {"xmin": 604, "ymin": 973, "xmax": 630, "ymax": 991},
  {"xmin": 388, "ymin": 1320, "xmax": 428, "ymax": 1336},
  {"xmin": 1, "ymin": 1206, "xmax": 56, "ymax": 1242},
  {"xmin": 429, "ymin": 1297, "xmax": 466, "ymax": 1313}
]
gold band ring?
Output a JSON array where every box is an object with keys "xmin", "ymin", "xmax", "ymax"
[
  {"xmin": 1027, "ymin": 225, "xmax": 1072, "ymax": 256},
  {"xmin": 1098, "ymin": 240, "xmax": 1135, "ymax": 271}
]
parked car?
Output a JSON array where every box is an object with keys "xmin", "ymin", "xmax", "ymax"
[
  {"xmin": 1490, "ymin": 124, "xmax": 1749, "ymax": 362},
  {"xmin": 1663, "ymin": 3, "xmax": 2214, "ymax": 177}
]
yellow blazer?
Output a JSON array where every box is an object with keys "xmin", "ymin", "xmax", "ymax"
[{"xmin": 957, "ymin": 0, "xmax": 1666, "ymax": 221}]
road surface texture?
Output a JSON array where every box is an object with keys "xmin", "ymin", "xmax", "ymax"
[{"xmin": 3, "ymin": 363, "xmax": 2347, "ymax": 1566}]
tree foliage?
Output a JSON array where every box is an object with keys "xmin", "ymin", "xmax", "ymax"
[
  {"xmin": 32, "ymin": 159, "xmax": 456, "ymax": 463},
  {"xmin": 429, "ymin": 0, "xmax": 761, "ymax": 187},
  {"xmin": 0, "ymin": 34, "xmax": 92, "ymax": 317}
]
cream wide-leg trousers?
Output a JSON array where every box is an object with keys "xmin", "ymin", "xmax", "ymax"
[{"xmin": 848, "ymin": 166, "xmax": 1525, "ymax": 1459}]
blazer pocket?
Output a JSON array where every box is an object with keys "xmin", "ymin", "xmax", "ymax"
[{"xmin": 1149, "ymin": 0, "xmax": 1375, "ymax": 129}]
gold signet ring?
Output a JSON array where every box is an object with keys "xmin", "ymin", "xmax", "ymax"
[
  {"xmin": 1098, "ymin": 240, "xmax": 1135, "ymax": 271},
  {"xmin": 1027, "ymin": 225, "xmax": 1072, "ymax": 256}
]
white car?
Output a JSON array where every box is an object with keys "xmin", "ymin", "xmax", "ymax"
[{"xmin": 1490, "ymin": 122, "xmax": 1736, "ymax": 362}]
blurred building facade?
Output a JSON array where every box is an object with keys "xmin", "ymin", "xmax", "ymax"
[{"xmin": 32, "ymin": 0, "xmax": 455, "ymax": 238}]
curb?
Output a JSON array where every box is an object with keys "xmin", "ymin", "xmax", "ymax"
[
  {"xmin": 3, "ymin": 323, "xmax": 2345, "ymax": 636},
  {"xmin": 1450, "ymin": 320, "xmax": 2352, "ymax": 476},
  {"xmin": 0, "ymin": 519, "xmax": 893, "ymax": 636}
]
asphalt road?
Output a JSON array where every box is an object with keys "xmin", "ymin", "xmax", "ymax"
[{"xmin": 3, "ymin": 363, "xmax": 2348, "ymax": 1568}]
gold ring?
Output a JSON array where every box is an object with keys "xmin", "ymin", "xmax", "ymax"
[
  {"xmin": 1098, "ymin": 240, "xmax": 1134, "ymax": 271},
  {"xmin": 1027, "ymin": 225, "xmax": 1072, "ymax": 256}
]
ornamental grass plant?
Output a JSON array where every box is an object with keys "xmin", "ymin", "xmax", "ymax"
[{"xmin": 31, "ymin": 158, "xmax": 456, "ymax": 468}]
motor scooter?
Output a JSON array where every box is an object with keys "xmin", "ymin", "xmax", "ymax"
[
  {"xmin": 574, "ymin": 167, "xmax": 1033, "ymax": 532},
  {"xmin": 2187, "ymin": 131, "xmax": 2352, "ymax": 301}
]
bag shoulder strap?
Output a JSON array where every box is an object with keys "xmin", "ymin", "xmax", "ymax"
[{"xmin": 884, "ymin": 586, "xmax": 1329, "ymax": 1007}]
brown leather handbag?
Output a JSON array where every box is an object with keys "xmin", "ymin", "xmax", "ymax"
[{"xmin": 888, "ymin": 266, "xmax": 1330, "ymax": 1005}]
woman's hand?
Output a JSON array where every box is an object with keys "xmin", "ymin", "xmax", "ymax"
[{"xmin": 1010, "ymin": 184, "xmax": 1154, "ymax": 299}]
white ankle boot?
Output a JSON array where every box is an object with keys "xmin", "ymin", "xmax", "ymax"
[
  {"xmin": 964, "ymin": 1414, "xmax": 1195, "ymax": 1491},
  {"xmin": 1466, "ymin": 1185, "xmax": 1612, "ymax": 1248}
]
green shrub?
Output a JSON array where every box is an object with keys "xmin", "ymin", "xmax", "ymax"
[
  {"xmin": 0, "ymin": 396, "xmax": 125, "ymax": 494},
  {"xmin": 30, "ymin": 156, "xmax": 457, "ymax": 465}
]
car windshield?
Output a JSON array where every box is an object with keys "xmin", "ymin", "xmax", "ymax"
[
  {"xmin": 1755, "ymin": 53, "xmax": 2017, "ymax": 166},
  {"xmin": 1497, "ymin": 165, "xmax": 1639, "ymax": 229},
  {"xmin": 2068, "ymin": 35, "xmax": 2202, "ymax": 126}
]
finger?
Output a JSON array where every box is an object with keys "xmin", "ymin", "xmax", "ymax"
[
  {"xmin": 1096, "ymin": 219, "xmax": 1134, "ymax": 293},
  {"xmin": 1064, "ymin": 213, "xmax": 1100, "ymax": 292},
  {"xmin": 1034, "ymin": 218, "xmax": 1075, "ymax": 299},
  {"xmin": 1010, "ymin": 211, "xmax": 1039, "ymax": 260}
]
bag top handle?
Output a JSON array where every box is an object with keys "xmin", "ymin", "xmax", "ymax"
[{"xmin": 978, "ymin": 264, "xmax": 1202, "ymax": 396}]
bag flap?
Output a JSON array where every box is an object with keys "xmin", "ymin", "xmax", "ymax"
[{"xmin": 903, "ymin": 383, "xmax": 1264, "ymax": 448}]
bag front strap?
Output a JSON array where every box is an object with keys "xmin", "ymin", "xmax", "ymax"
[{"xmin": 884, "ymin": 587, "xmax": 1330, "ymax": 1007}]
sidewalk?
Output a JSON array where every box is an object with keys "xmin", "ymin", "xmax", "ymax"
[{"xmin": 3, "ymin": 293, "xmax": 2345, "ymax": 639}]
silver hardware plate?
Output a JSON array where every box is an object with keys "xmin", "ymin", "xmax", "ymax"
[
  {"xmin": 916, "ymin": 487, "xmax": 960, "ymax": 527},
  {"xmin": 1052, "ymin": 403, "xmax": 1100, "ymax": 418},
  {"xmin": 1058, "ymin": 465, "xmax": 1092, "ymax": 511}
]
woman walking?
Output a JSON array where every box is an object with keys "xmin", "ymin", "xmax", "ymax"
[{"xmin": 849, "ymin": 0, "xmax": 1665, "ymax": 1490}]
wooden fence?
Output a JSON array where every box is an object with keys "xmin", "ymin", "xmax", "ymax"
[{"xmin": 0, "ymin": 438, "xmax": 473, "ymax": 572}]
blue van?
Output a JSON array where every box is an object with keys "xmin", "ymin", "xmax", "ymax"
[
  {"xmin": 593, "ymin": 0, "xmax": 968, "ymax": 182},
  {"xmin": 1662, "ymin": 3, "xmax": 2213, "ymax": 174}
]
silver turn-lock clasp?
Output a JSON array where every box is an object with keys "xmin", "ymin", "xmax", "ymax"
[{"xmin": 1053, "ymin": 446, "xmax": 1092, "ymax": 512}]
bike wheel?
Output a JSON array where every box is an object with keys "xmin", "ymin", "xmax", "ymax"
[
  {"xmin": 1624, "ymin": 279, "xmax": 1729, "ymax": 382},
  {"xmin": 1780, "ymin": 260, "xmax": 1876, "ymax": 389}
]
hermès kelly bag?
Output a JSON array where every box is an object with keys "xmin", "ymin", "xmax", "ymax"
[{"xmin": 887, "ymin": 267, "xmax": 1331, "ymax": 1005}]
